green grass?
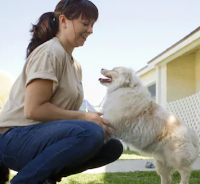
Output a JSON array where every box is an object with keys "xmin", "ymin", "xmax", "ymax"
[
  {"xmin": 58, "ymin": 171, "xmax": 200, "ymax": 184},
  {"xmin": 10, "ymin": 171, "xmax": 200, "ymax": 184},
  {"xmin": 122, "ymin": 151, "xmax": 140, "ymax": 155},
  {"xmin": 119, "ymin": 150, "xmax": 153, "ymax": 160}
]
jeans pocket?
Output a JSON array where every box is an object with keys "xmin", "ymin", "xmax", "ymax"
[{"xmin": 2, "ymin": 154, "xmax": 20, "ymax": 171}]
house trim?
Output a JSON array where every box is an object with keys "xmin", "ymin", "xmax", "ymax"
[{"xmin": 137, "ymin": 26, "xmax": 200, "ymax": 76}]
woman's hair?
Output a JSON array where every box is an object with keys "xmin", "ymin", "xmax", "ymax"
[{"xmin": 26, "ymin": 0, "xmax": 98, "ymax": 58}]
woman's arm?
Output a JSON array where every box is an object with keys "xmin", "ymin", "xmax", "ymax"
[
  {"xmin": 24, "ymin": 79, "xmax": 85, "ymax": 122},
  {"xmin": 24, "ymin": 79, "xmax": 113, "ymax": 137}
]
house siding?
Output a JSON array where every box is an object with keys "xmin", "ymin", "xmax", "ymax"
[
  {"xmin": 195, "ymin": 50, "xmax": 200, "ymax": 92},
  {"xmin": 167, "ymin": 53, "xmax": 196, "ymax": 102}
]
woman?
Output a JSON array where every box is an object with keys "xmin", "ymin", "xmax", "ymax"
[{"xmin": 0, "ymin": 0, "xmax": 123, "ymax": 183}]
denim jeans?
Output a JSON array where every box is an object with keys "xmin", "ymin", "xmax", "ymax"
[{"xmin": 0, "ymin": 120, "xmax": 123, "ymax": 184}]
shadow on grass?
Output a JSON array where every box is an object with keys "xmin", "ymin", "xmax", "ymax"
[{"xmin": 60, "ymin": 179, "xmax": 97, "ymax": 184}]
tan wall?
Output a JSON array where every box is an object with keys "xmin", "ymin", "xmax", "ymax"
[
  {"xmin": 167, "ymin": 53, "xmax": 195, "ymax": 102},
  {"xmin": 140, "ymin": 69, "xmax": 156, "ymax": 86},
  {"xmin": 195, "ymin": 50, "xmax": 200, "ymax": 92}
]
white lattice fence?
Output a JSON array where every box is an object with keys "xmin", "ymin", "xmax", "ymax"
[{"xmin": 166, "ymin": 92, "xmax": 200, "ymax": 154}]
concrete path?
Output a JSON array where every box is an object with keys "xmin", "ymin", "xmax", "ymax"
[
  {"xmin": 84, "ymin": 156, "xmax": 200, "ymax": 174},
  {"xmin": 11, "ymin": 157, "xmax": 200, "ymax": 175}
]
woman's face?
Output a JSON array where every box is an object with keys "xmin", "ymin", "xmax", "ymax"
[{"xmin": 62, "ymin": 14, "xmax": 95, "ymax": 47}]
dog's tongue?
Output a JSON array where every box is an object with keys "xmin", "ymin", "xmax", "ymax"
[{"xmin": 99, "ymin": 78, "xmax": 111, "ymax": 83}]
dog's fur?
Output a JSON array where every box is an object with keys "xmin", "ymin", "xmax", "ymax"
[
  {"xmin": 100, "ymin": 67, "xmax": 199, "ymax": 184},
  {"xmin": 0, "ymin": 161, "xmax": 9, "ymax": 184}
]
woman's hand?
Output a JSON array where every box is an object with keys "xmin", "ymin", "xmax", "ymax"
[{"xmin": 84, "ymin": 112, "xmax": 114, "ymax": 139}]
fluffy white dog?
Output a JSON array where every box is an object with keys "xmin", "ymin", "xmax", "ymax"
[{"xmin": 99, "ymin": 66, "xmax": 199, "ymax": 184}]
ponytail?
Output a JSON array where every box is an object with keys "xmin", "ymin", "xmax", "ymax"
[{"xmin": 26, "ymin": 12, "xmax": 59, "ymax": 58}]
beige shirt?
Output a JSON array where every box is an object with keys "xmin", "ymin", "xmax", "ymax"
[{"xmin": 0, "ymin": 37, "xmax": 84, "ymax": 127}]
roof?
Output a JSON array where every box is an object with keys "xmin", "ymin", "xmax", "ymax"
[{"xmin": 137, "ymin": 26, "xmax": 200, "ymax": 74}]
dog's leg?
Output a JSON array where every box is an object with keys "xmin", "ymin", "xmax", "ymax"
[
  {"xmin": 178, "ymin": 169, "xmax": 190, "ymax": 184},
  {"xmin": 176, "ymin": 156, "xmax": 192, "ymax": 184},
  {"xmin": 156, "ymin": 160, "xmax": 172, "ymax": 184}
]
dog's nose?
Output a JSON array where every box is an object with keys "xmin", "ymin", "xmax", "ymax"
[{"xmin": 101, "ymin": 68, "xmax": 104, "ymax": 71}]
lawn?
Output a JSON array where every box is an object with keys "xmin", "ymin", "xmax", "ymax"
[
  {"xmin": 58, "ymin": 171, "xmax": 200, "ymax": 184},
  {"xmin": 118, "ymin": 150, "xmax": 153, "ymax": 160},
  {"xmin": 9, "ymin": 151, "xmax": 200, "ymax": 184},
  {"xmin": 10, "ymin": 171, "xmax": 200, "ymax": 184}
]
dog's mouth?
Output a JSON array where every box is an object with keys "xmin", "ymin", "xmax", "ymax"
[{"xmin": 98, "ymin": 75, "xmax": 112, "ymax": 83}]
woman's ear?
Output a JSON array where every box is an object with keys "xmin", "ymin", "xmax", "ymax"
[{"xmin": 59, "ymin": 14, "xmax": 67, "ymax": 28}]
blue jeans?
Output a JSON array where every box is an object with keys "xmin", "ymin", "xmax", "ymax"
[{"xmin": 0, "ymin": 120, "xmax": 123, "ymax": 184}]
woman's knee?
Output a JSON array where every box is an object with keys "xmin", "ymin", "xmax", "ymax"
[
  {"xmin": 39, "ymin": 120, "xmax": 105, "ymax": 150},
  {"xmin": 104, "ymin": 139, "xmax": 123, "ymax": 161},
  {"xmin": 112, "ymin": 139, "xmax": 123, "ymax": 159},
  {"xmin": 82, "ymin": 121, "xmax": 105, "ymax": 147}
]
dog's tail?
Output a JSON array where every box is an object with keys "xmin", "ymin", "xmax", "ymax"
[{"xmin": 0, "ymin": 161, "xmax": 9, "ymax": 184}]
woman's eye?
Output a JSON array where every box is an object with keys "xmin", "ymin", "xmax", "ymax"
[{"xmin": 82, "ymin": 22, "xmax": 88, "ymax": 26}]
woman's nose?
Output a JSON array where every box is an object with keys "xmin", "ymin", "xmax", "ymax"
[{"xmin": 87, "ymin": 26, "xmax": 93, "ymax": 34}]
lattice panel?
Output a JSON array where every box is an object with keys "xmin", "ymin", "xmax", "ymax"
[{"xmin": 166, "ymin": 92, "xmax": 200, "ymax": 154}]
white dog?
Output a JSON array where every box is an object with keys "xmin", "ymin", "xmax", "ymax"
[{"xmin": 99, "ymin": 66, "xmax": 199, "ymax": 184}]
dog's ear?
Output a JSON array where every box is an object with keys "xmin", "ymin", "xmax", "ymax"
[
  {"xmin": 124, "ymin": 75, "xmax": 132, "ymax": 86},
  {"xmin": 123, "ymin": 69, "xmax": 135, "ymax": 87},
  {"xmin": 124, "ymin": 69, "xmax": 141, "ymax": 88}
]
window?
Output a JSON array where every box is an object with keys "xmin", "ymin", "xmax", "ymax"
[{"xmin": 147, "ymin": 83, "xmax": 156, "ymax": 100}]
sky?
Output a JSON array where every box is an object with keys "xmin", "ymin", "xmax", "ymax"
[{"xmin": 1, "ymin": 0, "xmax": 200, "ymax": 106}]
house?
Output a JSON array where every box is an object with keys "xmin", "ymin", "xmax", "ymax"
[
  {"xmin": 137, "ymin": 26, "xmax": 200, "ymax": 152},
  {"xmin": 137, "ymin": 26, "xmax": 200, "ymax": 107}
]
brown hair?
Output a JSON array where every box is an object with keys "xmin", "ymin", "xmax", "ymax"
[{"xmin": 26, "ymin": 0, "xmax": 98, "ymax": 58}]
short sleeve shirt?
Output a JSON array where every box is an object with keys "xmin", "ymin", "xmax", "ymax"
[{"xmin": 0, "ymin": 37, "xmax": 84, "ymax": 127}]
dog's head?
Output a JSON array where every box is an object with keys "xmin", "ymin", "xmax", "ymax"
[{"xmin": 99, "ymin": 67, "xmax": 142, "ymax": 92}]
